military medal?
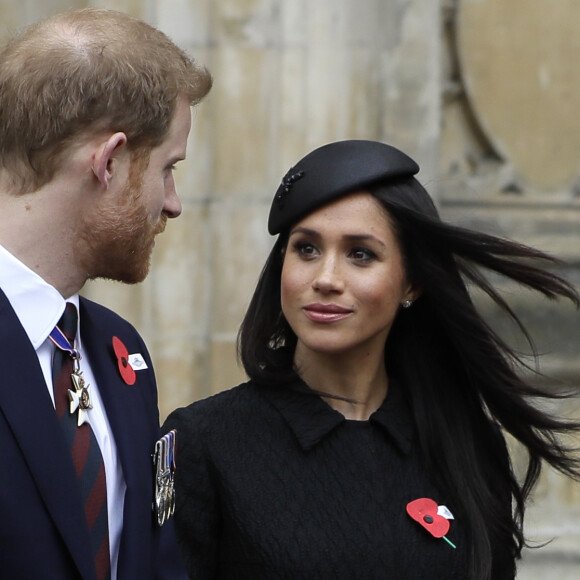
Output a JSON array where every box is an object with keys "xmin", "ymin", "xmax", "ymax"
[
  {"xmin": 49, "ymin": 325, "xmax": 92, "ymax": 426},
  {"xmin": 153, "ymin": 429, "xmax": 177, "ymax": 526},
  {"xmin": 68, "ymin": 355, "xmax": 93, "ymax": 426}
]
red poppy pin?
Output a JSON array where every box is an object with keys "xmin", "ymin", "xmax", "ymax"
[
  {"xmin": 112, "ymin": 336, "xmax": 137, "ymax": 385},
  {"xmin": 406, "ymin": 498, "xmax": 456, "ymax": 549}
]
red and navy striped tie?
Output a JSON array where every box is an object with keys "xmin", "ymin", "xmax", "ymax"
[{"xmin": 52, "ymin": 303, "xmax": 111, "ymax": 580}]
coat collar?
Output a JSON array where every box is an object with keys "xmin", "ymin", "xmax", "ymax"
[{"xmin": 257, "ymin": 375, "xmax": 414, "ymax": 454}]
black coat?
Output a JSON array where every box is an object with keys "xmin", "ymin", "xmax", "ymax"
[{"xmin": 164, "ymin": 377, "xmax": 515, "ymax": 579}]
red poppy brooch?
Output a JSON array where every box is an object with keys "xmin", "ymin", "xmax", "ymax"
[
  {"xmin": 112, "ymin": 336, "xmax": 148, "ymax": 385},
  {"xmin": 406, "ymin": 497, "xmax": 456, "ymax": 549}
]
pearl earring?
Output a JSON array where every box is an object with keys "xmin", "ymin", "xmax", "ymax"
[{"xmin": 402, "ymin": 300, "xmax": 413, "ymax": 309}]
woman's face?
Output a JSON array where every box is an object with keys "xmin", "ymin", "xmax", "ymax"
[{"xmin": 281, "ymin": 191, "xmax": 415, "ymax": 360}]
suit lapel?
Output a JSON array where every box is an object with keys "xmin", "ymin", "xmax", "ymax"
[
  {"xmin": 79, "ymin": 299, "xmax": 155, "ymax": 492},
  {"xmin": 80, "ymin": 299, "xmax": 158, "ymax": 578},
  {"xmin": 0, "ymin": 290, "xmax": 96, "ymax": 579}
]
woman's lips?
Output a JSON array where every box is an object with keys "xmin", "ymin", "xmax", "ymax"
[{"xmin": 303, "ymin": 303, "xmax": 353, "ymax": 323}]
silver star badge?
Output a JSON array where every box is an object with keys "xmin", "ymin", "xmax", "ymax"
[{"xmin": 69, "ymin": 369, "xmax": 92, "ymax": 427}]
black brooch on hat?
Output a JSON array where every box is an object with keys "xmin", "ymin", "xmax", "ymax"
[{"xmin": 275, "ymin": 170, "xmax": 305, "ymax": 208}]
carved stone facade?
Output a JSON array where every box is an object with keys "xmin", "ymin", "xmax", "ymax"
[{"xmin": 1, "ymin": 0, "xmax": 578, "ymax": 576}]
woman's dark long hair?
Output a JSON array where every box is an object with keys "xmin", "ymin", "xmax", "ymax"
[{"xmin": 238, "ymin": 177, "xmax": 580, "ymax": 580}]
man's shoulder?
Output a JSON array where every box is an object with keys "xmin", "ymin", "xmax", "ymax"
[
  {"xmin": 79, "ymin": 296, "xmax": 150, "ymax": 366},
  {"xmin": 79, "ymin": 296, "xmax": 139, "ymax": 333}
]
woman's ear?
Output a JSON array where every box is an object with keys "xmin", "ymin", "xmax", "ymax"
[
  {"xmin": 91, "ymin": 132, "xmax": 128, "ymax": 189},
  {"xmin": 403, "ymin": 283, "xmax": 422, "ymax": 306}
]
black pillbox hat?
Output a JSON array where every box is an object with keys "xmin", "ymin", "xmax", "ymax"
[{"xmin": 268, "ymin": 139, "xmax": 420, "ymax": 235}]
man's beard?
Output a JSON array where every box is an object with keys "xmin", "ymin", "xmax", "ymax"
[{"xmin": 79, "ymin": 164, "xmax": 167, "ymax": 285}]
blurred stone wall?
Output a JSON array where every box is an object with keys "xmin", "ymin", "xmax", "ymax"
[
  {"xmin": 440, "ymin": 1, "xmax": 580, "ymax": 576},
  {"xmin": 1, "ymin": 0, "xmax": 578, "ymax": 576}
]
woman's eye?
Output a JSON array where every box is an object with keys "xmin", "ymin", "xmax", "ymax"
[
  {"xmin": 349, "ymin": 247, "xmax": 376, "ymax": 262},
  {"xmin": 293, "ymin": 241, "xmax": 318, "ymax": 258}
]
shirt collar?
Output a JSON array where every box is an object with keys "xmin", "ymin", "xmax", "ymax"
[
  {"xmin": 257, "ymin": 375, "xmax": 415, "ymax": 455},
  {"xmin": 0, "ymin": 244, "xmax": 80, "ymax": 349}
]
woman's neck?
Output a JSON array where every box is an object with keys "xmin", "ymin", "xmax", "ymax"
[{"xmin": 294, "ymin": 344, "xmax": 389, "ymax": 421}]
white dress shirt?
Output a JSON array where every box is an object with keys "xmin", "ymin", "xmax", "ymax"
[{"xmin": 0, "ymin": 243, "xmax": 125, "ymax": 579}]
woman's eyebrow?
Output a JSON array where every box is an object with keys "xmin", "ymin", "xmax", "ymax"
[
  {"xmin": 290, "ymin": 227, "xmax": 386, "ymax": 248},
  {"xmin": 342, "ymin": 233, "xmax": 386, "ymax": 248}
]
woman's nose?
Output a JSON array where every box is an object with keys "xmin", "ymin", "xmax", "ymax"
[{"xmin": 311, "ymin": 256, "xmax": 345, "ymax": 293}]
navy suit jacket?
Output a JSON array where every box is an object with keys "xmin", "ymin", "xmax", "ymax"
[{"xmin": 0, "ymin": 290, "xmax": 187, "ymax": 579}]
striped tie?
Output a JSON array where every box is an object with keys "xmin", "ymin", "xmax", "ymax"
[{"xmin": 52, "ymin": 303, "xmax": 111, "ymax": 580}]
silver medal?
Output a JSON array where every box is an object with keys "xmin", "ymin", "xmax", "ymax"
[{"xmin": 153, "ymin": 429, "xmax": 176, "ymax": 526}]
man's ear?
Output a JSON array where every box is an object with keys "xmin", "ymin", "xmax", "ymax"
[{"xmin": 91, "ymin": 132, "xmax": 128, "ymax": 189}]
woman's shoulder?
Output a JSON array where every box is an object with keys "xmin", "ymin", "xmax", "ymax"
[
  {"xmin": 162, "ymin": 381, "xmax": 278, "ymax": 463},
  {"xmin": 163, "ymin": 381, "xmax": 264, "ymax": 431}
]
